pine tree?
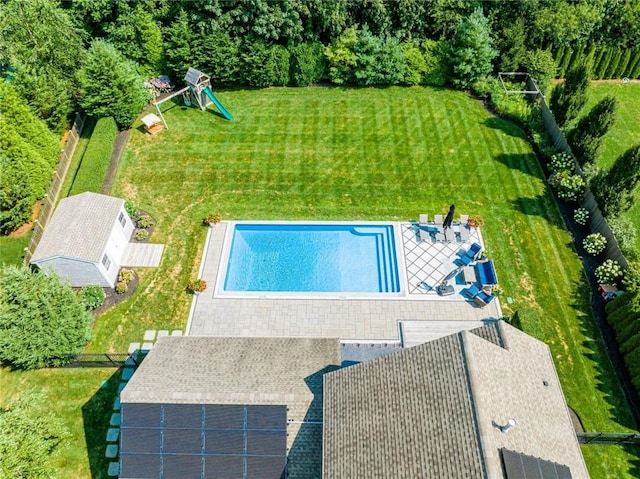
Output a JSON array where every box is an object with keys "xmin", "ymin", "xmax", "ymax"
[
  {"xmin": 592, "ymin": 144, "xmax": 640, "ymax": 217},
  {"xmin": 549, "ymin": 63, "xmax": 590, "ymax": 127},
  {"xmin": 568, "ymin": 95, "xmax": 617, "ymax": 165},
  {"xmin": 0, "ymin": 266, "xmax": 92, "ymax": 369},
  {"xmin": 448, "ymin": 8, "xmax": 497, "ymax": 89}
]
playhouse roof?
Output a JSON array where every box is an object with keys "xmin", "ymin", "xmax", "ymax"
[
  {"xmin": 30, "ymin": 192, "xmax": 125, "ymax": 263},
  {"xmin": 184, "ymin": 67, "xmax": 209, "ymax": 87}
]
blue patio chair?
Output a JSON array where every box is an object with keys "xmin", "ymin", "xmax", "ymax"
[
  {"xmin": 473, "ymin": 290, "xmax": 495, "ymax": 307},
  {"xmin": 458, "ymin": 242, "xmax": 483, "ymax": 266},
  {"xmin": 462, "ymin": 284, "xmax": 480, "ymax": 299},
  {"xmin": 475, "ymin": 259, "xmax": 498, "ymax": 286}
]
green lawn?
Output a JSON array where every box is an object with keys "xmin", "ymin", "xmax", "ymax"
[
  {"xmin": 577, "ymin": 81, "xmax": 640, "ymax": 250},
  {"xmin": 3, "ymin": 86, "xmax": 639, "ymax": 477},
  {"xmin": 0, "ymin": 235, "xmax": 28, "ymax": 267},
  {"xmin": 0, "ymin": 367, "xmax": 119, "ymax": 479}
]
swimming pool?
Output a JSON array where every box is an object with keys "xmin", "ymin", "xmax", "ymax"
[{"xmin": 223, "ymin": 224, "xmax": 400, "ymax": 293}]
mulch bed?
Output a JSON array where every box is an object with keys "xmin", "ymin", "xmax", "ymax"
[{"xmin": 91, "ymin": 272, "xmax": 139, "ymax": 321}]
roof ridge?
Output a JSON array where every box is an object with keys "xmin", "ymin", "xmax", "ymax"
[{"xmin": 460, "ymin": 330, "xmax": 493, "ymax": 479}]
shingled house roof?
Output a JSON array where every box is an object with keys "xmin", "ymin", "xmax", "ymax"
[
  {"xmin": 121, "ymin": 337, "xmax": 341, "ymax": 478},
  {"xmin": 323, "ymin": 321, "xmax": 589, "ymax": 479},
  {"xmin": 30, "ymin": 192, "xmax": 124, "ymax": 263}
]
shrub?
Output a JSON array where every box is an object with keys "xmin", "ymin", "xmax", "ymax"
[
  {"xmin": 204, "ymin": 212, "xmax": 222, "ymax": 225},
  {"xmin": 115, "ymin": 281, "xmax": 128, "ymax": 294},
  {"xmin": 79, "ymin": 284, "xmax": 105, "ymax": 310},
  {"xmin": 467, "ymin": 215, "xmax": 485, "ymax": 228},
  {"xmin": 573, "ymin": 207, "xmax": 589, "ymax": 226},
  {"xmin": 124, "ymin": 199, "xmax": 137, "ymax": 218},
  {"xmin": 622, "ymin": 262, "xmax": 640, "ymax": 293},
  {"xmin": 400, "ymin": 40, "xmax": 426, "ymax": 86},
  {"xmin": 609, "ymin": 217, "xmax": 637, "ymax": 255},
  {"xmin": 583, "ymin": 233, "xmax": 607, "ymax": 255},
  {"xmin": 136, "ymin": 214, "xmax": 153, "ymax": 229},
  {"xmin": 68, "ymin": 117, "xmax": 118, "ymax": 195},
  {"xmin": 289, "ymin": 42, "xmax": 326, "ymax": 86},
  {"xmin": 240, "ymin": 41, "xmax": 290, "ymax": 87},
  {"xmin": 118, "ymin": 269, "xmax": 134, "ymax": 284},
  {"xmin": 0, "ymin": 266, "xmax": 92, "ymax": 369},
  {"xmin": 522, "ymin": 48, "xmax": 556, "ymax": 95},
  {"xmin": 135, "ymin": 229, "xmax": 148, "ymax": 241},
  {"xmin": 549, "ymin": 151, "xmax": 575, "ymax": 173},
  {"xmin": 591, "ymin": 144, "xmax": 640, "ymax": 218},
  {"xmin": 595, "ymin": 259, "xmax": 623, "ymax": 284},
  {"xmin": 421, "ymin": 39, "xmax": 449, "ymax": 86},
  {"xmin": 550, "ymin": 170, "xmax": 585, "ymax": 202},
  {"xmin": 188, "ymin": 278, "xmax": 207, "ymax": 293}
]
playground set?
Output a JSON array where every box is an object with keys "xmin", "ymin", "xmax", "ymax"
[{"xmin": 152, "ymin": 67, "xmax": 232, "ymax": 130}]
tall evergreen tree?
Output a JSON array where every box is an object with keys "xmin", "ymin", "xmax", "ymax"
[
  {"xmin": 78, "ymin": 40, "xmax": 151, "ymax": 129},
  {"xmin": 592, "ymin": 144, "xmax": 640, "ymax": 217},
  {"xmin": 568, "ymin": 95, "xmax": 617, "ymax": 165},
  {"xmin": 549, "ymin": 63, "xmax": 590, "ymax": 127},
  {"xmin": 0, "ymin": 266, "xmax": 92, "ymax": 369},
  {"xmin": 448, "ymin": 8, "xmax": 497, "ymax": 89}
]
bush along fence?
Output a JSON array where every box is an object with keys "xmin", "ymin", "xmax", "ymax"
[
  {"xmin": 527, "ymin": 76, "xmax": 628, "ymax": 268},
  {"xmin": 24, "ymin": 112, "xmax": 86, "ymax": 265}
]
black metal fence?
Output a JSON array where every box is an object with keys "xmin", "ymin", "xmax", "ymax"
[
  {"xmin": 526, "ymin": 76, "xmax": 628, "ymax": 267},
  {"xmin": 578, "ymin": 432, "xmax": 640, "ymax": 446},
  {"xmin": 59, "ymin": 352, "xmax": 144, "ymax": 368}
]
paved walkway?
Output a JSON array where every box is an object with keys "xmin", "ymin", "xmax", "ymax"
[
  {"xmin": 187, "ymin": 222, "xmax": 501, "ymax": 343},
  {"xmin": 122, "ymin": 243, "xmax": 164, "ymax": 267}
]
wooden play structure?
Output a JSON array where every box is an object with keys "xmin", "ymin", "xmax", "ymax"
[
  {"xmin": 153, "ymin": 67, "xmax": 232, "ymax": 129},
  {"xmin": 141, "ymin": 113, "xmax": 164, "ymax": 135}
]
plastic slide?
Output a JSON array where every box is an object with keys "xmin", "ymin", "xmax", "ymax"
[{"xmin": 202, "ymin": 87, "xmax": 233, "ymax": 120}]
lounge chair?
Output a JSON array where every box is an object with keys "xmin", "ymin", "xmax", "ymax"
[
  {"xmin": 419, "ymin": 214, "xmax": 428, "ymax": 226},
  {"xmin": 475, "ymin": 259, "xmax": 497, "ymax": 286},
  {"xmin": 473, "ymin": 290, "xmax": 495, "ymax": 307},
  {"xmin": 462, "ymin": 284, "xmax": 481, "ymax": 299}
]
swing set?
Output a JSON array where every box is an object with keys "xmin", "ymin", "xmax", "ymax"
[{"xmin": 153, "ymin": 67, "xmax": 232, "ymax": 129}]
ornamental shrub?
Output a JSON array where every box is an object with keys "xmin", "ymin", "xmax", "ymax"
[
  {"xmin": 551, "ymin": 170, "xmax": 585, "ymax": 202},
  {"xmin": 583, "ymin": 233, "xmax": 607, "ymax": 255},
  {"xmin": 595, "ymin": 259, "xmax": 623, "ymax": 284},
  {"xmin": 118, "ymin": 269, "xmax": 134, "ymax": 284},
  {"xmin": 622, "ymin": 262, "xmax": 640, "ymax": 293},
  {"xmin": 124, "ymin": 199, "xmax": 137, "ymax": 218},
  {"xmin": 573, "ymin": 207, "xmax": 589, "ymax": 226},
  {"xmin": 79, "ymin": 284, "xmax": 105, "ymax": 310},
  {"xmin": 549, "ymin": 151, "xmax": 575, "ymax": 173},
  {"xmin": 421, "ymin": 39, "xmax": 449, "ymax": 86},
  {"xmin": 289, "ymin": 42, "xmax": 326, "ymax": 86},
  {"xmin": 135, "ymin": 230, "xmax": 149, "ymax": 241},
  {"xmin": 115, "ymin": 281, "xmax": 128, "ymax": 294},
  {"xmin": 136, "ymin": 215, "xmax": 153, "ymax": 229},
  {"xmin": 568, "ymin": 95, "xmax": 617, "ymax": 166},
  {"xmin": 609, "ymin": 217, "xmax": 637, "ymax": 256}
]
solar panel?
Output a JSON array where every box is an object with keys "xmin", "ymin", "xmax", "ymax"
[
  {"xmin": 120, "ymin": 403, "xmax": 287, "ymax": 479},
  {"xmin": 120, "ymin": 453, "xmax": 161, "ymax": 478},
  {"xmin": 164, "ymin": 403, "xmax": 203, "ymax": 429},
  {"xmin": 163, "ymin": 454, "xmax": 203, "ymax": 479},
  {"xmin": 120, "ymin": 428, "xmax": 161, "ymax": 454},
  {"xmin": 501, "ymin": 448, "xmax": 573, "ymax": 479}
]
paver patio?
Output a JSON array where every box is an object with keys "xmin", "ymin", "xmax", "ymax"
[{"xmin": 187, "ymin": 222, "xmax": 502, "ymax": 343}]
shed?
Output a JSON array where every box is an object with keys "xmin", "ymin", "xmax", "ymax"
[{"xmin": 30, "ymin": 192, "xmax": 135, "ymax": 287}]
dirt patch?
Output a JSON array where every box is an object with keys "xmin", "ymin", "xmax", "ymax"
[{"xmin": 9, "ymin": 200, "xmax": 43, "ymax": 237}]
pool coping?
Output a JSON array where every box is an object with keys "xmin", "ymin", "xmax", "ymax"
[{"xmin": 213, "ymin": 220, "xmax": 409, "ymax": 300}]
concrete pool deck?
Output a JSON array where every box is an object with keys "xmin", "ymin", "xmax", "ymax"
[{"xmin": 187, "ymin": 222, "xmax": 502, "ymax": 344}]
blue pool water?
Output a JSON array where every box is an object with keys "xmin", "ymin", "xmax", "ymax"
[{"xmin": 224, "ymin": 224, "xmax": 400, "ymax": 293}]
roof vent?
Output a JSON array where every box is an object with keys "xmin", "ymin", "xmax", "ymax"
[{"xmin": 499, "ymin": 418, "xmax": 517, "ymax": 434}]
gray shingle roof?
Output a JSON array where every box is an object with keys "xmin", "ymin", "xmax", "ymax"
[
  {"xmin": 323, "ymin": 321, "xmax": 589, "ymax": 479},
  {"xmin": 122, "ymin": 337, "xmax": 341, "ymax": 479},
  {"xmin": 30, "ymin": 192, "xmax": 124, "ymax": 263}
]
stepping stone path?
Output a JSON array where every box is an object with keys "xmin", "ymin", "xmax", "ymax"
[{"xmin": 107, "ymin": 328, "xmax": 183, "ymax": 476}]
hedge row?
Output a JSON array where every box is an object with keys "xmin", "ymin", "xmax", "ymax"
[
  {"xmin": 68, "ymin": 117, "xmax": 118, "ymax": 196},
  {"xmin": 606, "ymin": 291, "xmax": 640, "ymax": 393},
  {"xmin": 554, "ymin": 45, "xmax": 640, "ymax": 80}
]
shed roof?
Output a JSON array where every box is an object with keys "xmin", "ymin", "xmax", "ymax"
[
  {"xmin": 30, "ymin": 192, "xmax": 124, "ymax": 263},
  {"xmin": 323, "ymin": 322, "xmax": 589, "ymax": 479}
]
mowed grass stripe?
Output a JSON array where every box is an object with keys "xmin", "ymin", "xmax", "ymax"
[{"xmin": 103, "ymin": 87, "xmax": 640, "ymax": 476}]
